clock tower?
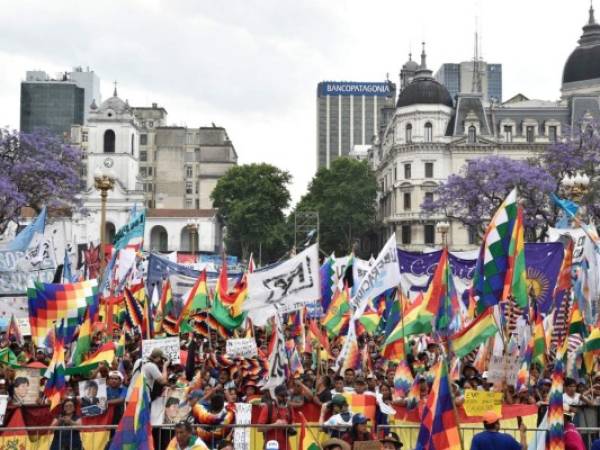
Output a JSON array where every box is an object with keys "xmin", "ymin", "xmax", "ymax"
[{"xmin": 79, "ymin": 87, "xmax": 145, "ymax": 240}]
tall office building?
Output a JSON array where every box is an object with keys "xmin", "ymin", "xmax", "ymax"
[
  {"xmin": 316, "ymin": 81, "xmax": 396, "ymax": 169},
  {"xmin": 20, "ymin": 67, "xmax": 101, "ymax": 137},
  {"xmin": 434, "ymin": 61, "xmax": 502, "ymax": 103}
]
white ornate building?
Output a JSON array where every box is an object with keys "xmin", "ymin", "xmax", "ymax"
[{"xmin": 371, "ymin": 5, "xmax": 600, "ymax": 250}]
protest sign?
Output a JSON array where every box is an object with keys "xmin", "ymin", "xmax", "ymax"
[
  {"xmin": 226, "ymin": 338, "xmax": 258, "ymax": 358},
  {"xmin": 163, "ymin": 388, "xmax": 190, "ymax": 425},
  {"xmin": 79, "ymin": 379, "xmax": 108, "ymax": 417},
  {"xmin": 245, "ymin": 245, "xmax": 320, "ymax": 326},
  {"xmin": 13, "ymin": 369, "xmax": 41, "ymax": 405},
  {"xmin": 353, "ymin": 441, "xmax": 381, "ymax": 450},
  {"xmin": 463, "ymin": 389, "xmax": 503, "ymax": 417},
  {"xmin": 234, "ymin": 403, "xmax": 252, "ymax": 450},
  {"xmin": 487, "ymin": 354, "xmax": 521, "ymax": 387},
  {"xmin": 142, "ymin": 337, "xmax": 181, "ymax": 364}
]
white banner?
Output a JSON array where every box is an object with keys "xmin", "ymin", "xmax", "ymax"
[
  {"xmin": 351, "ymin": 234, "xmax": 402, "ymax": 318},
  {"xmin": 226, "ymin": 338, "xmax": 258, "ymax": 358},
  {"xmin": 234, "ymin": 403, "xmax": 252, "ymax": 450},
  {"xmin": 259, "ymin": 314, "xmax": 287, "ymax": 393},
  {"xmin": 0, "ymin": 395, "xmax": 7, "ymax": 425},
  {"xmin": 244, "ymin": 244, "xmax": 320, "ymax": 326},
  {"xmin": 142, "ymin": 337, "xmax": 181, "ymax": 364}
]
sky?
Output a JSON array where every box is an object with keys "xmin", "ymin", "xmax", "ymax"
[{"xmin": 0, "ymin": 0, "xmax": 591, "ymax": 205}]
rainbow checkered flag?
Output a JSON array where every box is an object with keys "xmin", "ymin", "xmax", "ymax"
[
  {"xmin": 415, "ymin": 361, "xmax": 461, "ymax": 450},
  {"xmin": 110, "ymin": 372, "xmax": 154, "ymax": 450},
  {"xmin": 43, "ymin": 320, "xmax": 67, "ymax": 411},
  {"xmin": 474, "ymin": 188, "xmax": 520, "ymax": 311}
]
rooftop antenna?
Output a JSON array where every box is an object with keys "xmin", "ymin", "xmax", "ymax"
[{"xmin": 471, "ymin": 16, "xmax": 482, "ymax": 94}]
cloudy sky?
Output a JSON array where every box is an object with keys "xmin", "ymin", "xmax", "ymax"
[{"xmin": 0, "ymin": 0, "xmax": 591, "ymax": 203}]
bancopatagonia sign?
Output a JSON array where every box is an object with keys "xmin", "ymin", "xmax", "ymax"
[{"xmin": 320, "ymin": 82, "xmax": 393, "ymax": 97}]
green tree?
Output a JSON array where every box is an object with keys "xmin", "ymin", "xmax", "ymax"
[
  {"xmin": 296, "ymin": 158, "xmax": 377, "ymax": 255},
  {"xmin": 211, "ymin": 163, "xmax": 292, "ymax": 263}
]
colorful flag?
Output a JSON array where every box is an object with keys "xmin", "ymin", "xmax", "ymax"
[
  {"xmin": 68, "ymin": 342, "xmax": 116, "ymax": 375},
  {"xmin": 320, "ymin": 256, "xmax": 336, "ymax": 312},
  {"xmin": 71, "ymin": 307, "xmax": 92, "ymax": 366},
  {"xmin": 449, "ymin": 307, "xmax": 498, "ymax": 358},
  {"xmin": 415, "ymin": 361, "xmax": 461, "ymax": 450},
  {"xmin": 358, "ymin": 308, "xmax": 381, "ymax": 334},
  {"xmin": 7, "ymin": 314, "xmax": 23, "ymax": 346},
  {"xmin": 109, "ymin": 371, "xmax": 154, "ymax": 450},
  {"xmin": 405, "ymin": 376, "xmax": 421, "ymax": 410},
  {"xmin": 503, "ymin": 206, "xmax": 528, "ymax": 308},
  {"xmin": 44, "ymin": 322, "xmax": 67, "ymax": 411},
  {"xmin": 27, "ymin": 279, "xmax": 98, "ymax": 346},
  {"xmin": 298, "ymin": 412, "xmax": 320, "ymax": 450},
  {"xmin": 394, "ymin": 357, "xmax": 414, "ymax": 398},
  {"xmin": 0, "ymin": 407, "xmax": 29, "ymax": 448},
  {"xmin": 548, "ymin": 345, "xmax": 565, "ymax": 450},
  {"xmin": 179, "ymin": 271, "xmax": 209, "ymax": 326},
  {"xmin": 0, "ymin": 347, "xmax": 18, "ymax": 367},
  {"xmin": 384, "ymin": 293, "xmax": 433, "ymax": 345},
  {"xmin": 211, "ymin": 264, "xmax": 245, "ymax": 330},
  {"xmin": 533, "ymin": 315, "xmax": 546, "ymax": 368},
  {"xmin": 154, "ymin": 279, "xmax": 172, "ymax": 334},
  {"xmin": 323, "ymin": 285, "xmax": 351, "ymax": 336},
  {"xmin": 124, "ymin": 287, "xmax": 144, "ymax": 330},
  {"xmin": 516, "ymin": 336, "xmax": 533, "ymax": 392},
  {"xmin": 553, "ymin": 239, "xmax": 573, "ymax": 307},
  {"xmin": 567, "ymin": 301, "xmax": 587, "ymax": 337},
  {"xmin": 474, "ymin": 188, "xmax": 520, "ymax": 310},
  {"xmin": 422, "ymin": 249, "xmax": 461, "ymax": 333}
]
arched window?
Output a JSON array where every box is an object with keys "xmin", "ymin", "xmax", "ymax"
[
  {"xmin": 468, "ymin": 126, "xmax": 476, "ymax": 144},
  {"xmin": 104, "ymin": 129, "xmax": 115, "ymax": 153},
  {"xmin": 424, "ymin": 122, "xmax": 433, "ymax": 142},
  {"xmin": 405, "ymin": 123, "xmax": 412, "ymax": 143},
  {"xmin": 131, "ymin": 134, "xmax": 135, "ymax": 155}
]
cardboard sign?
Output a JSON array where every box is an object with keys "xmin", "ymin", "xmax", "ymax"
[
  {"xmin": 13, "ymin": 369, "xmax": 41, "ymax": 405},
  {"xmin": 142, "ymin": 337, "xmax": 181, "ymax": 364},
  {"xmin": 234, "ymin": 403, "xmax": 252, "ymax": 450},
  {"xmin": 226, "ymin": 338, "xmax": 258, "ymax": 358},
  {"xmin": 463, "ymin": 389, "xmax": 503, "ymax": 417},
  {"xmin": 163, "ymin": 387, "xmax": 190, "ymax": 425},
  {"xmin": 487, "ymin": 354, "xmax": 520, "ymax": 386},
  {"xmin": 353, "ymin": 441, "xmax": 381, "ymax": 450}
]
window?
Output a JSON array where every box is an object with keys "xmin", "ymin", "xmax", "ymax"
[
  {"xmin": 404, "ymin": 163, "xmax": 411, "ymax": 179},
  {"xmin": 131, "ymin": 134, "xmax": 135, "ymax": 155},
  {"xmin": 425, "ymin": 162, "xmax": 434, "ymax": 178},
  {"xmin": 394, "ymin": 166, "xmax": 398, "ymax": 181},
  {"xmin": 467, "ymin": 126, "xmax": 476, "ymax": 144},
  {"xmin": 196, "ymin": 181, "xmax": 199, "ymax": 194},
  {"xmin": 425, "ymin": 192, "xmax": 434, "ymax": 204},
  {"xmin": 526, "ymin": 126, "xmax": 535, "ymax": 143},
  {"xmin": 468, "ymin": 225, "xmax": 478, "ymax": 245},
  {"xmin": 140, "ymin": 134, "xmax": 148, "ymax": 145},
  {"xmin": 140, "ymin": 151, "xmax": 147, "ymax": 162},
  {"xmin": 503, "ymin": 125, "xmax": 512, "ymax": 142},
  {"xmin": 403, "ymin": 192, "xmax": 411, "ymax": 210},
  {"xmin": 103, "ymin": 129, "xmax": 115, "ymax": 153},
  {"xmin": 186, "ymin": 166, "xmax": 193, "ymax": 178},
  {"xmin": 140, "ymin": 167, "xmax": 147, "ymax": 177},
  {"xmin": 195, "ymin": 199, "xmax": 200, "ymax": 208},
  {"xmin": 185, "ymin": 198, "xmax": 193, "ymax": 208},
  {"xmin": 148, "ymin": 167, "xmax": 153, "ymax": 176},
  {"xmin": 82, "ymin": 131, "xmax": 88, "ymax": 142},
  {"xmin": 401, "ymin": 225, "xmax": 412, "ymax": 244},
  {"xmin": 148, "ymin": 120, "xmax": 154, "ymax": 128},
  {"xmin": 185, "ymin": 182, "xmax": 193, "ymax": 194},
  {"xmin": 405, "ymin": 124, "xmax": 412, "ymax": 143},
  {"xmin": 424, "ymin": 224, "xmax": 435, "ymax": 245},
  {"xmin": 424, "ymin": 122, "xmax": 433, "ymax": 142},
  {"xmin": 549, "ymin": 126, "xmax": 557, "ymax": 143}
]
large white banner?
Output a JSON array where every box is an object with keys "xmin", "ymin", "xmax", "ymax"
[
  {"xmin": 244, "ymin": 244, "xmax": 320, "ymax": 326},
  {"xmin": 351, "ymin": 234, "xmax": 402, "ymax": 318},
  {"xmin": 259, "ymin": 314, "xmax": 287, "ymax": 393}
]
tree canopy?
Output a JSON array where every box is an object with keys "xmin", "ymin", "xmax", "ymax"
[
  {"xmin": 296, "ymin": 157, "xmax": 377, "ymax": 255},
  {"xmin": 0, "ymin": 128, "xmax": 83, "ymax": 234},
  {"xmin": 211, "ymin": 163, "xmax": 292, "ymax": 263},
  {"xmin": 423, "ymin": 122, "xmax": 600, "ymax": 241}
]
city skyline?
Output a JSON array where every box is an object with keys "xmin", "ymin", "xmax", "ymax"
[{"xmin": 0, "ymin": 0, "xmax": 591, "ymax": 203}]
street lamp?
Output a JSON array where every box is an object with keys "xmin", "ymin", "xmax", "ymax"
[
  {"xmin": 561, "ymin": 171, "xmax": 590, "ymax": 203},
  {"xmin": 436, "ymin": 221, "xmax": 450, "ymax": 248},
  {"xmin": 186, "ymin": 218, "xmax": 201, "ymax": 254},
  {"xmin": 94, "ymin": 168, "xmax": 116, "ymax": 275}
]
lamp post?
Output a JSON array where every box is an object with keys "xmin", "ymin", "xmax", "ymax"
[
  {"xmin": 561, "ymin": 172, "xmax": 590, "ymax": 203},
  {"xmin": 436, "ymin": 221, "xmax": 450, "ymax": 248},
  {"xmin": 94, "ymin": 169, "xmax": 115, "ymax": 275}
]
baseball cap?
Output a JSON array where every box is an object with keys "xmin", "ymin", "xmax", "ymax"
[
  {"xmin": 331, "ymin": 395, "xmax": 348, "ymax": 407},
  {"xmin": 266, "ymin": 440, "xmax": 280, "ymax": 450},
  {"xmin": 482, "ymin": 411, "xmax": 502, "ymax": 424},
  {"xmin": 352, "ymin": 413, "xmax": 368, "ymax": 425},
  {"xmin": 150, "ymin": 348, "xmax": 166, "ymax": 360}
]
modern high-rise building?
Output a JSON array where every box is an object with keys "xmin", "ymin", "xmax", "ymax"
[
  {"xmin": 316, "ymin": 81, "xmax": 396, "ymax": 169},
  {"xmin": 434, "ymin": 61, "xmax": 502, "ymax": 103},
  {"xmin": 20, "ymin": 67, "xmax": 101, "ymax": 137}
]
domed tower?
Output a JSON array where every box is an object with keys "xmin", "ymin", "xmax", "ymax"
[
  {"xmin": 562, "ymin": 4, "xmax": 600, "ymax": 97},
  {"xmin": 400, "ymin": 53, "xmax": 420, "ymax": 90}
]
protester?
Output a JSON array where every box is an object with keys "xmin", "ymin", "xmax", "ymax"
[
  {"xmin": 50, "ymin": 398, "xmax": 82, "ymax": 450},
  {"xmin": 165, "ymin": 421, "xmax": 209, "ymax": 450},
  {"xmin": 564, "ymin": 412, "xmax": 586, "ymax": 450},
  {"xmin": 342, "ymin": 413, "xmax": 375, "ymax": 445},
  {"xmin": 257, "ymin": 385, "xmax": 296, "ymax": 450},
  {"xmin": 470, "ymin": 411, "xmax": 527, "ymax": 450},
  {"xmin": 380, "ymin": 432, "xmax": 403, "ymax": 450},
  {"xmin": 322, "ymin": 437, "xmax": 351, "ymax": 450}
]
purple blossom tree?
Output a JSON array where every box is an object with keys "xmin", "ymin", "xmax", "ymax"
[
  {"xmin": 421, "ymin": 155, "xmax": 556, "ymax": 241},
  {"xmin": 0, "ymin": 128, "xmax": 83, "ymax": 234}
]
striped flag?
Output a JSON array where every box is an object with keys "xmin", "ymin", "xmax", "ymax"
[
  {"xmin": 449, "ymin": 307, "xmax": 498, "ymax": 358},
  {"xmin": 44, "ymin": 321, "xmax": 67, "ymax": 411}
]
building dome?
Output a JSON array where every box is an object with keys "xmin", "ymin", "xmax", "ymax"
[
  {"xmin": 562, "ymin": 6, "xmax": 600, "ymax": 83},
  {"xmin": 396, "ymin": 76, "xmax": 454, "ymax": 108},
  {"xmin": 402, "ymin": 53, "xmax": 420, "ymax": 72}
]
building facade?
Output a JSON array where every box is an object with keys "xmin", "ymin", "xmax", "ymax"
[
  {"xmin": 371, "ymin": 6, "xmax": 600, "ymax": 250},
  {"xmin": 434, "ymin": 61, "xmax": 502, "ymax": 103},
  {"xmin": 316, "ymin": 81, "xmax": 397, "ymax": 169},
  {"xmin": 20, "ymin": 68, "xmax": 101, "ymax": 136}
]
